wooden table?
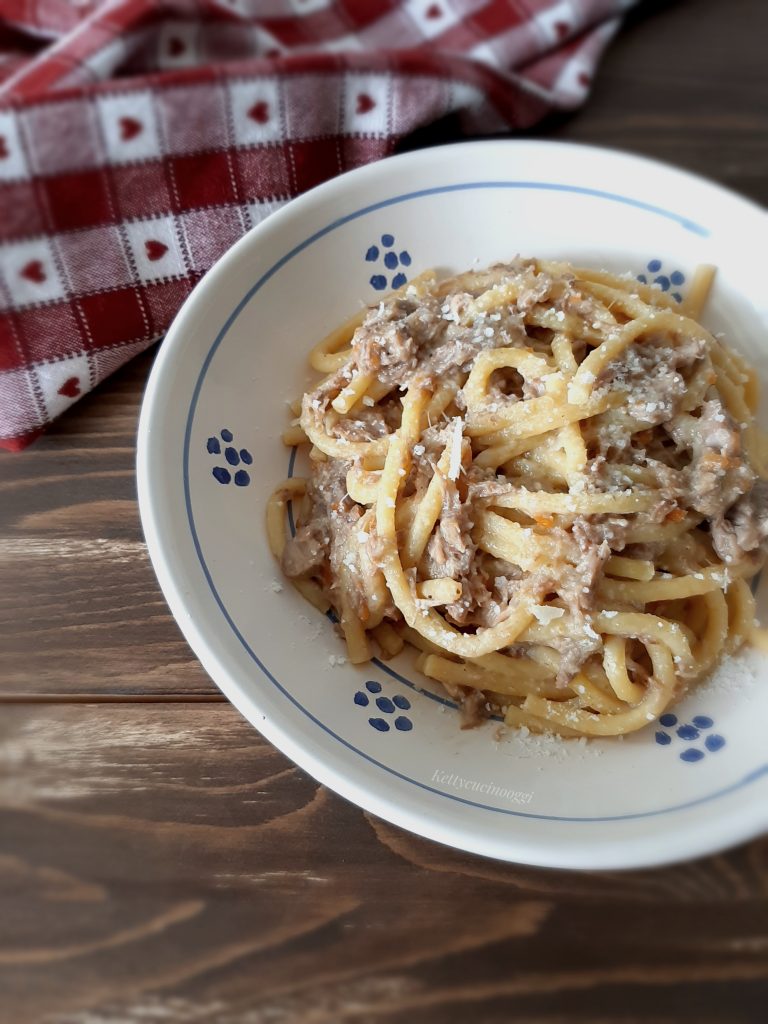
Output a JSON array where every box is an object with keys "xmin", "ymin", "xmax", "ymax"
[{"xmin": 3, "ymin": 2, "xmax": 768, "ymax": 1020}]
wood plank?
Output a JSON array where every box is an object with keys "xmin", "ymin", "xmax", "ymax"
[
  {"xmin": 0, "ymin": 353, "xmax": 216, "ymax": 698},
  {"xmin": 1, "ymin": 703, "xmax": 767, "ymax": 1024}
]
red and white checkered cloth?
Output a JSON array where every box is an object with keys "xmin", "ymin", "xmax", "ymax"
[{"xmin": 0, "ymin": 0, "xmax": 634, "ymax": 450}]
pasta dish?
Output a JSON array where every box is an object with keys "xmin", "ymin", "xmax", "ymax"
[{"xmin": 267, "ymin": 259, "xmax": 768, "ymax": 737}]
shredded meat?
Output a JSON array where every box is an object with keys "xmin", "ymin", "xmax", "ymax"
[
  {"xmin": 711, "ymin": 480, "xmax": 768, "ymax": 563},
  {"xmin": 552, "ymin": 516, "xmax": 627, "ymax": 612},
  {"xmin": 668, "ymin": 399, "xmax": 754, "ymax": 518},
  {"xmin": 282, "ymin": 461, "xmax": 349, "ymax": 580},
  {"xmin": 598, "ymin": 333, "xmax": 705, "ymax": 427},
  {"xmin": 423, "ymin": 477, "xmax": 474, "ymax": 583}
]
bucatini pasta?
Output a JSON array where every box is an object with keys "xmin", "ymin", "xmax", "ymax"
[{"xmin": 268, "ymin": 259, "xmax": 768, "ymax": 737}]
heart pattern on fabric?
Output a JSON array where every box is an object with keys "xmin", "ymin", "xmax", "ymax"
[
  {"xmin": 426, "ymin": 3, "xmax": 442, "ymax": 18},
  {"xmin": 119, "ymin": 116, "xmax": 143, "ymax": 141},
  {"xmin": 21, "ymin": 260, "xmax": 46, "ymax": 283},
  {"xmin": 248, "ymin": 101, "xmax": 270, "ymax": 124},
  {"xmin": 145, "ymin": 239, "xmax": 168, "ymax": 261},
  {"xmin": 356, "ymin": 93, "xmax": 375, "ymax": 115},
  {"xmin": 57, "ymin": 376, "xmax": 81, "ymax": 398},
  {"xmin": 554, "ymin": 21, "xmax": 570, "ymax": 39},
  {"xmin": 0, "ymin": 136, "xmax": 8, "ymax": 159},
  {"xmin": 167, "ymin": 36, "xmax": 186, "ymax": 57}
]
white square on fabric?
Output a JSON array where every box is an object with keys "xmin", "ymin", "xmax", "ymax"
[
  {"xmin": 343, "ymin": 74, "xmax": 390, "ymax": 135},
  {"xmin": 122, "ymin": 216, "xmax": 185, "ymax": 285},
  {"xmin": 156, "ymin": 21, "xmax": 200, "ymax": 69},
  {"xmin": 36, "ymin": 352, "xmax": 92, "ymax": 420},
  {"xmin": 0, "ymin": 111, "xmax": 29, "ymax": 182},
  {"xmin": 534, "ymin": 0, "xmax": 578, "ymax": 44},
  {"xmin": 228, "ymin": 80, "xmax": 284, "ymax": 146},
  {"xmin": 402, "ymin": 0, "xmax": 459, "ymax": 40},
  {"xmin": 96, "ymin": 91, "xmax": 162, "ymax": 165},
  {"xmin": 0, "ymin": 237, "xmax": 67, "ymax": 310}
]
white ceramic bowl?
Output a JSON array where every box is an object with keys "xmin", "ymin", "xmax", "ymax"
[{"xmin": 138, "ymin": 140, "xmax": 768, "ymax": 869}]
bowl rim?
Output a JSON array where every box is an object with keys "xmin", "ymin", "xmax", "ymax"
[{"xmin": 137, "ymin": 138, "xmax": 768, "ymax": 869}]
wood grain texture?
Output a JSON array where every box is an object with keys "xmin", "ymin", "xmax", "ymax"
[
  {"xmin": 1, "ymin": 0, "xmax": 768, "ymax": 1020},
  {"xmin": 2, "ymin": 705, "xmax": 768, "ymax": 1024}
]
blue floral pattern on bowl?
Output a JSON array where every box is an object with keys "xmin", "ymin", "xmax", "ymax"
[
  {"xmin": 637, "ymin": 259, "xmax": 685, "ymax": 303},
  {"xmin": 354, "ymin": 679, "xmax": 413, "ymax": 733},
  {"xmin": 207, "ymin": 428, "xmax": 252, "ymax": 486},
  {"xmin": 365, "ymin": 233, "xmax": 411, "ymax": 291},
  {"xmin": 655, "ymin": 712, "xmax": 725, "ymax": 763}
]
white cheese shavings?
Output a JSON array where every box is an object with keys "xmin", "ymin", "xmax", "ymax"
[
  {"xmin": 362, "ymin": 395, "xmax": 375, "ymax": 407},
  {"xmin": 531, "ymin": 605, "xmax": 566, "ymax": 625},
  {"xmin": 413, "ymin": 443, "xmax": 425, "ymax": 456},
  {"xmin": 448, "ymin": 416, "xmax": 464, "ymax": 480}
]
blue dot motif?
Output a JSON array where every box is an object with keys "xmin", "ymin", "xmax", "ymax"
[
  {"xmin": 680, "ymin": 748, "xmax": 705, "ymax": 763},
  {"xmin": 705, "ymin": 734, "xmax": 725, "ymax": 752},
  {"xmin": 381, "ymin": 233, "xmax": 394, "ymax": 246},
  {"xmin": 383, "ymin": 251, "xmax": 398, "ymax": 270},
  {"xmin": 659, "ymin": 713, "xmax": 678, "ymax": 727},
  {"xmin": 647, "ymin": 259, "xmax": 662, "ymax": 273},
  {"xmin": 637, "ymin": 274, "xmax": 647, "ymax": 284},
  {"xmin": 391, "ymin": 272, "xmax": 407, "ymax": 289},
  {"xmin": 672, "ymin": 292, "xmax": 683, "ymax": 303},
  {"xmin": 654, "ymin": 275, "xmax": 670, "ymax": 291},
  {"xmin": 365, "ymin": 245, "xmax": 379, "ymax": 261},
  {"xmin": 677, "ymin": 724, "xmax": 699, "ymax": 741},
  {"xmin": 655, "ymin": 731, "xmax": 671, "ymax": 745},
  {"xmin": 355, "ymin": 681, "xmax": 413, "ymax": 733},
  {"xmin": 692, "ymin": 716, "xmax": 713, "ymax": 730},
  {"xmin": 399, "ymin": 250, "xmax": 412, "ymax": 266},
  {"xmin": 370, "ymin": 274, "xmax": 387, "ymax": 291},
  {"xmin": 207, "ymin": 429, "xmax": 252, "ymax": 487},
  {"xmin": 670, "ymin": 270, "xmax": 685, "ymax": 285}
]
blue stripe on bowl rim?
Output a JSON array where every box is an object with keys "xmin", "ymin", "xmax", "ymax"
[{"xmin": 182, "ymin": 180, "xmax": 768, "ymax": 823}]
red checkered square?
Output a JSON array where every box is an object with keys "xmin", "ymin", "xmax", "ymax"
[
  {"xmin": 110, "ymin": 162, "xmax": 173, "ymax": 220},
  {"xmin": 43, "ymin": 169, "xmax": 114, "ymax": 232},
  {"xmin": 233, "ymin": 146, "xmax": 292, "ymax": 201},
  {"xmin": 143, "ymin": 278, "xmax": 194, "ymax": 334},
  {"xmin": 21, "ymin": 98, "xmax": 104, "ymax": 177},
  {"xmin": 15, "ymin": 302, "xmax": 85, "ymax": 365},
  {"xmin": 168, "ymin": 152, "xmax": 239, "ymax": 211},
  {"xmin": 284, "ymin": 74, "xmax": 344, "ymax": 139},
  {"xmin": 180, "ymin": 206, "xmax": 247, "ymax": 273},
  {"xmin": 288, "ymin": 138, "xmax": 344, "ymax": 193},
  {"xmin": 155, "ymin": 83, "xmax": 229, "ymax": 155},
  {"xmin": 0, "ymin": 315, "xmax": 21, "ymax": 371},
  {"xmin": 56, "ymin": 225, "xmax": 132, "ymax": 295},
  {"xmin": 339, "ymin": 135, "xmax": 391, "ymax": 169},
  {"xmin": 78, "ymin": 287, "xmax": 150, "ymax": 348},
  {"xmin": 0, "ymin": 181, "xmax": 45, "ymax": 242}
]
